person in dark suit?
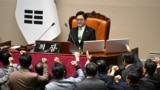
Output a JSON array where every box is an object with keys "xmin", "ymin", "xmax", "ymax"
[
  {"xmin": 139, "ymin": 59, "xmax": 160, "ymax": 90},
  {"xmin": 117, "ymin": 45, "xmax": 143, "ymax": 80},
  {"xmin": 124, "ymin": 71, "xmax": 146, "ymax": 90},
  {"xmin": 75, "ymin": 62, "xmax": 105, "ymax": 90},
  {"xmin": 121, "ymin": 52, "xmax": 137, "ymax": 81},
  {"xmin": 95, "ymin": 59, "xmax": 125, "ymax": 90},
  {"xmin": 68, "ymin": 11, "xmax": 96, "ymax": 50}
]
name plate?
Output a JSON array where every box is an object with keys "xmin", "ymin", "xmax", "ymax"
[{"xmin": 34, "ymin": 41, "xmax": 61, "ymax": 53}]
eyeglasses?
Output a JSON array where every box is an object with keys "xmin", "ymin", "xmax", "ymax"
[{"xmin": 76, "ymin": 18, "xmax": 84, "ymax": 21}]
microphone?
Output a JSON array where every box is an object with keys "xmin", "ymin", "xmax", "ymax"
[
  {"xmin": 64, "ymin": 23, "xmax": 77, "ymax": 47},
  {"xmin": 38, "ymin": 22, "xmax": 55, "ymax": 40},
  {"xmin": 51, "ymin": 22, "xmax": 55, "ymax": 26}
]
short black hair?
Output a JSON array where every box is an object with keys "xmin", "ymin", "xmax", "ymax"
[
  {"xmin": 85, "ymin": 62, "xmax": 98, "ymax": 76},
  {"xmin": 52, "ymin": 62, "xmax": 66, "ymax": 79},
  {"xmin": 19, "ymin": 53, "xmax": 32, "ymax": 68},
  {"xmin": 121, "ymin": 52, "xmax": 134, "ymax": 64},
  {"xmin": 35, "ymin": 61, "xmax": 43, "ymax": 75},
  {"xmin": 127, "ymin": 71, "xmax": 140, "ymax": 84},
  {"xmin": 0, "ymin": 49, "xmax": 11, "ymax": 65},
  {"xmin": 96, "ymin": 59, "xmax": 107, "ymax": 73},
  {"xmin": 144, "ymin": 59, "xmax": 157, "ymax": 76},
  {"xmin": 76, "ymin": 11, "xmax": 87, "ymax": 20}
]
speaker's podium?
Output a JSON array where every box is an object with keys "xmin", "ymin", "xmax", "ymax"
[
  {"xmin": 33, "ymin": 39, "xmax": 137, "ymax": 66},
  {"xmin": 34, "ymin": 39, "xmax": 129, "ymax": 56}
]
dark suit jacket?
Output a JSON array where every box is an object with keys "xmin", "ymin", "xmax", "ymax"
[
  {"xmin": 140, "ymin": 75, "xmax": 160, "ymax": 90},
  {"xmin": 121, "ymin": 64, "xmax": 136, "ymax": 81},
  {"xmin": 75, "ymin": 78, "xmax": 105, "ymax": 90},
  {"xmin": 68, "ymin": 25, "xmax": 96, "ymax": 49},
  {"xmin": 96, "ymin": 74, "xmax": 125, "ymax": 90},
  {"xmin": 157, "ymin": 67, "xmax": 160, "ymax": 76},
  {"xmin": 123, "ymin": 84, "xmax": 146, "ymax": 90},
  {"xmin": 138, "ymin": 79, "xmax": 155, "ymax": 90}
]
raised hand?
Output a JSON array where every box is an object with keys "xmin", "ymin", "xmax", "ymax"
[
  {"xmin": 20, "ymin": 50, "xmax": 26, "ymax": 55},
  {"xmin": 71, "ymin": 61, "xmax": 78, "ymax": 66},
  {"xmin": 54, "ymin": 57, "xmax": 61, "ymax": 63},
  {"xmin": 125, "ymin": 44, "xmax": 131, "ymax": 52},
  {"xmin": 86, "ymin": 50, "xmax": 92, "ymax": 61},
  {"xmin": 41, "ymin": 58, "xmax": 47, "ymax": 64},
  {"xmin": 9, "ymin": 57, "xmax": 14, "ymax": 66},
  {"xmin": 112, "ymin": 65, "xmax": 119, "ymax": 72},
  {"xmin": 114, "ymin": 75, "xmax": 121, "ymax": 83},
  {"xmin": 155, "ymin": 57, "xmax": 160, "ymax": 67},
  {"xmin": 74, "ymin": 52, "xmax": 80, "ymax": 62}
]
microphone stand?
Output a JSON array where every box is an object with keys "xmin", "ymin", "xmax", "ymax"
[
  {"xmin": 38, "ymin": 23, "xmax": 55, "ymax": 40},
  {"xmin": 65, "ymin": 23, "xmax": 77, "ymax": 47},
  {"xmin": 65, "ymin": 23, "xmax": 83, "ymax": 54}
]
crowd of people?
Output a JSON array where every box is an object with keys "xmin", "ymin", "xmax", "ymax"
[{"xmin": 0, "ymin": 45, "xmax": 160, "ymax": 90}]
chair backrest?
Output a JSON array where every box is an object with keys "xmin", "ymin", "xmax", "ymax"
[{"xmin": 69, "ymin": 11, "xmax": 111, "ymax": 40}]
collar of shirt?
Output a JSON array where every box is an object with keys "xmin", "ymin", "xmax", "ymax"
[
  {"xmin": 125, "ymin": 64, "xmax": 133, "ymax": 69},
  {"xmin": 78, "ymin": 25, "xmax": 86, "ymax": 32}
]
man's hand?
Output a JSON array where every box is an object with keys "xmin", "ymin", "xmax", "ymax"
[
  {"xmin": 71, "ymin": 61, "xmax": 78, "ymax": 66},
  {"xmin": 41, "ymin": 58, "xmax": 47, "ymax": 64},
  {"xmin": 108, "ymin": 65, "xmax": 119, "ymax": 76},
  {"xmin": 125, "ymin": 44, "xmax": 131, "ymax": 52},
  {"xmin": 155, "ymin": 57, "xmax": 160, "ymax": 68},
  {"xmin": 114, "ymin": 75, "xmax": 121, "ymax": 83},
  {"xmin": 54, "ymin": 57, "xmax": 61, "ymax": 63},
  {"xmin": 112, "ymin": 65, "xmax": 119, "ymax": 72},
  {"xmin": 74, "ymin": 52, "xmax": 80, "ymax": 62},
  {"xmin": 9, "ymin": 57, "xmax": 14, "ymax": 66},
  {"xmin": 86, "ymin": 50, "xmax": 92, "ymax": 61},
  {"xmin": 20, "ymin": 50, "xmax": 26, "ymax": 55}
]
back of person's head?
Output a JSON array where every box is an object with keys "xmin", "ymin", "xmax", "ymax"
[
  {"xmin": 19, "ymin": 53, "xmax": 32, "ymax": 68},
  {"xmin": 126, "ymin": 70, "xmax": 140, "ymax": 85},
  {"xmin": 144, "ymin": 59, "xmax": 157, "ymax": 76},
  {"xmin": 0, "ymin": 48, "xmax": 11, "ymax": 65},
  {"xmin": 121, "ymin": 52, "xmax": 134, "ymax": 64},
  {"xmin": 52, "ymin": 62, "xmax": 66, "ymax": 79},
  {"xmin": 35, "ymin": 61, "xmax": 43, "ymax": 75},
  {"xmin": 76, "ymin": 11, "xmax": 87, "ymax": 20},
  {"xmin": 96, "ymin": 59, "xmax": 107, "ymax": 73},
  {"xmin": 85, "ymin": 62, "xmax": 98, "ymax": 76}
]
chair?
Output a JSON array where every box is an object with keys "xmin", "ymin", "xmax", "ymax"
[{"xmin": 69, "ymin": 11, "xmax": 111, "ymax": 41}]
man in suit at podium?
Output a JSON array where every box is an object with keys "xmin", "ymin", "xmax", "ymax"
[{"xmin": 68, "ymin": 11, "xmax": 96, "ymax": 50}]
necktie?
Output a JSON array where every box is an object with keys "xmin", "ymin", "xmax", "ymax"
[{"xmin": 78, "ymin": 28, "xmax": 83, "ymax": 43}]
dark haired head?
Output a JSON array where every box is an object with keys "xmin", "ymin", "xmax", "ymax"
[
  {"xmin": 96, "ymin": 59, "xmax": 107, "ymax": 73},
  {"xmin": 0, "ymin": 49, "xmax": 11, "ymax": 65},
  {"xmin": 126, "ymin": 71, "xmax": 140, "ymax": 84},
  {"xmin": 85, "ymin": 62, "xmax": 98, "ymax": 76},
  {"xmin": 144, "ymin": 59, "xmax": 157, "ymax": 76},
  {"xmin": 19, "ymin": 53, "xmax": 32, "ymax": 68},
  {"xmin": 35, "ymin": 61, "xmax": 43, "ymax": 75},
  {"xmin": 121, "ymin": 52, "xmax": 134, "ymax": 64},
  {"xmin": 52, "ymin": 62, "xmax": 66, "ymax": 79},
  {"xmin": 76, "ymin": 11, "xmax": 87, "ymax": 20}
]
